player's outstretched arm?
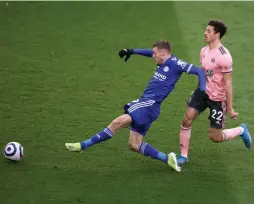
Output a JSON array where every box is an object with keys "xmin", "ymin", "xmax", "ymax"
[
  {"xmin": 187, "ymin": 65, "xmax": 206, "ymax": 92},
  {"xmin": 133, "ymin": 49, "xmax": 152, "ymax": 57},
  {"xmin": 119, "ymin": 48, "xmax": 152, "ymax": 62}
]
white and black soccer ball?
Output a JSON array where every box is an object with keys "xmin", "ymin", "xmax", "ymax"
[{"xmin": 4, "ymin": 142, "xmax": 24, "ymax": 161}]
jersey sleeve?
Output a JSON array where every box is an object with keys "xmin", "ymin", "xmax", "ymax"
[
  {"xmin": 133, "ymin": 49, "xmax": 153, "ymax": 57},
  {"xmin": 219, "ymin": 54, "xmax": 233, "ymax": 73},
  {"xmin": 175, "ymin": 58, "xmax": 194, "ymax": 74},
  {"xmin": 172, "ymin": 58, "xmax": 206, "ymax": 92}
]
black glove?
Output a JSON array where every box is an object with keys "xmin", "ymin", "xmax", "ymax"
[{"xmin": 119, "ymin": 48, "xmax": 133, "ymax": 62}]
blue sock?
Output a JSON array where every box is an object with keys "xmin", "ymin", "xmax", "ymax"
[
  {"xmin": 80, "ymin": 127, "xmax": 113, "ymax": 150},
  {"xmin": 139, "ymin": 142, "xmax": 168, "ymax": 163}
]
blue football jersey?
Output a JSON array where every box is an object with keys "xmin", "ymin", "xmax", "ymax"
[{"xmin": 141, "ymin": 56, "xmax": 193, "ymax": 103}]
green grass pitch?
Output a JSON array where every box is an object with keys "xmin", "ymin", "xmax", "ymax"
[{"xmin": 1, "ymin": 2, "xmax": 254, "ymax": 204}]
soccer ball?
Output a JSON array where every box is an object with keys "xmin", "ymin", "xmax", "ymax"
[{"xmin": 3, "ymin": 142, "xmax": 24, "ymax": 161}]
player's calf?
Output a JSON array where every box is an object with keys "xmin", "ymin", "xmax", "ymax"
[
  {"xmin": 128, "ymin": 138, "xmax": 141, "ymax": 153},
  {"xmin": 179, "ymin": 107, "xmax": 198, "ymax": 159},
  {"xmin": 128, "ymin": 130, "xmax": 168, "ymax": 163},
  {"xmin": 128, "ymin": 130, "xmax": 142, "ymax": 152},
  {"xmin": 209, "ymin": 128, "xmax": 224, "ymax": 142},
  {"xmin": 128, "ymin": 142, "xmax": 141, "ymax": 152},
  {"xmin": 65, "ymin": 114, "xmax": 132, "ymax": 152},
  {"xmin": 209, "ymin": 125, "xmax": 252, "ymax": 149}
]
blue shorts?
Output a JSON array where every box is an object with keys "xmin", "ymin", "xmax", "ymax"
[{"xmin": 124, "ymin": 98, "xmax": 160, "ymax": 136}]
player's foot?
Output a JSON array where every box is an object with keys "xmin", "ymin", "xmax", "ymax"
[
  {"xmin": 177, "ymin": 155, "xmax": 188, "ymax": 166},
  {"xmin": 240, "ymin": 123, "xmax": 252, "ymax": 149},
  {"xmin": 65, "ymin": 143, "xmax": 82, "ymax": 152},
  {"xmin": 167, "ymin": 152, "xmax": 181, "ymax": 172}
]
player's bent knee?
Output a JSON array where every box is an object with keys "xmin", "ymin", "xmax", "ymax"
[
  {"xmin": 182, "ymin": 116, "xmax": 192, "ymax": 128},
  {"xmin": 182, "ymin": 108, "xmax": 198, "ymax": 127}
]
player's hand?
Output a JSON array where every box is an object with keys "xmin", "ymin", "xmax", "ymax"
[
  {"xmin": 119, "ymin": 48, "xmax": 133, "ymax": 62},
  {"xmin": 228, "ymin": 108, "xmax": 238, "ymax": 120}
]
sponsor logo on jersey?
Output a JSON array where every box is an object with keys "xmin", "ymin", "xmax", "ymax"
[{"xmin": 154, "ymin": 71, "xmax": 166, "ymax": 81}]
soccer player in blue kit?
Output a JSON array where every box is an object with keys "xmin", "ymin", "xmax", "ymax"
[{"xmin": 65, "ymin": 40, "xmax": 207, "ymax": 171}]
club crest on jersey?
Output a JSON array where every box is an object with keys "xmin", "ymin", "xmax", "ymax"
[
  {"xmin": 163, "ymin": 66, "xmax": 169, "ymax": 72},
  {"xmin": 211, "ymin": 58, "xmax": 215, "ymax": 63}
]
